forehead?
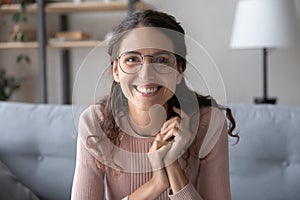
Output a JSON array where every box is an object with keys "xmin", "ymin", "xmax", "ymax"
[{"xmin": 118, "ymin": 27, "xmax": 175, "ymax": 55}]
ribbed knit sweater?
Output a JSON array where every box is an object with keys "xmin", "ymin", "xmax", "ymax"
[{"xmin": 71, "ymin": 105, "xmax": 231, "ymax": 200}]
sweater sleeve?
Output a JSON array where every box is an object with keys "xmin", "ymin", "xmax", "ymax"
[
  {"xmin": 169, "ymin": 181, "xmax": 204, "ymax": 200},
  {"xmin": 71, "ymin": 107, "xmax": 105, "ymax": 200},
  {"xmin": 197, "ymin": 109, "xmax": 231, "ymax": 200}
]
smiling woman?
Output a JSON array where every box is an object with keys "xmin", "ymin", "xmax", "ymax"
[{"xmin": 71, "ymin": 9, "xmax": 239, "ymax": 200}]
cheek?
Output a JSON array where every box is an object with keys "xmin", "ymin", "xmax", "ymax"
[
  {"xmin": 119, "ymin": 75, "xmax": 134, "ymax": 99},
  {"xmin": 161, "ymin": 73, "xmax": 178, "ymax": 93}
]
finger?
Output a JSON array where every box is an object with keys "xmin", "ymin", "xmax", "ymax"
[
  {"xmin": 155, "ymin": 133, "xmax": 163, "ymax": 140},
  {"xmin": 160, "ymin": 117, "xmax": 180, "ymax": 134},
  {"xmin": 149, "ymin": 140, "xmax": 159, "ymax": 152},
  {"xmin": 156, "ymin": 140, "xmax": 170, "ymax": 149},
  {"xmin": 160, "ymin": 122, "xmax": 179, "ymax": 136},
  {"xmin": 173, "ymin": 107, "xmax": 191, "ymax": 129},
  {"xmin": 150, "ymin": 134, "xmax": 168, "ymax": 152},
  {"xmin": 172, "ymin": 106, "xmax": 181, "ymax": 115},
  {"xmin": 162, "ymin": 129, "xmax": 179, "ymax": 141},
  {"xmin": 173, "ymin": 106, "xmax": 188, "ymax": 119}
]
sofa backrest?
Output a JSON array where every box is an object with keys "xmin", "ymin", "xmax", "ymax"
[
  {"xmin": 0, "ymin": 102, "xmax": 81, "ymax": 200},
  {"xmin": 1, "ymin": 102, "xmax": 299, "ymax": 200},
  {"xmin": 229, "ymin": 104, "xmax": 300, "ymax": 200}
]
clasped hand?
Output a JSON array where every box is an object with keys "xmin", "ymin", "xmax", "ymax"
[{"xmin": 148, "ymin": 107, "xmax": 193, "ymax": 171}]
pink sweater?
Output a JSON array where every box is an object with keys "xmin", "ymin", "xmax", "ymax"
[{"xmin": 71, "ymin": 105, "xmax": 231, "ymax": 200}]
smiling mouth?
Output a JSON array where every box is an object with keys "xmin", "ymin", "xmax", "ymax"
[{"xmin": 133, "ymin": 85, "xmax": 162, "ymax": 95}]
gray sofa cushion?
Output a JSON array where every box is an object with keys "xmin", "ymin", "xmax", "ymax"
[
  {"xmin": 0, "ymin": 159, "xmax": 39, "ymax": 200},
  {"xmin": 0, "ymin": 102, "xmax": 82, "ymax": 200},
  {"xmin": 230, "ymin": 104, "xmax": 300, "ymax": 200}
]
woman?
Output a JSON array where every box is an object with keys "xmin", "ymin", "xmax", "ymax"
[{"xmin": 71, "ymin": 9, "xmax": 238, "ymax": 200}]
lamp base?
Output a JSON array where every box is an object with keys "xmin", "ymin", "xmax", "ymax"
[{"xmin": 254, "ymin": 97, "xmax": 277, "ymax": 104}]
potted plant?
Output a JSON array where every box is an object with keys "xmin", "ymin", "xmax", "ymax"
[
  {"xmin": 0, "ymin": 54, "xmax": 29, "ymax": 101},
  {"xmin": 9, "ymin": 0, "xmax": 36, "ymax": 42},
  {"xmin": 0, "ymin": 0, "xmax": 34, "ymax": 101},
  {"xmin": 0, "ymin": 68, "xmax": 22, "ymax": 101}
]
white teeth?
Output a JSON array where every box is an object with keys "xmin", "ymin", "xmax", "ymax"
[{"xmin": 136, "ymin": 86, "xmax": 158, "ymax": 94}]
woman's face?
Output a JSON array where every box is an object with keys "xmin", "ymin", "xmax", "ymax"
[{"xmin": 112, "ymin": 27, "xmax": 183, "ymax": 111}]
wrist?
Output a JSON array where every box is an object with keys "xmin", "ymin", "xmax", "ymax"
[
  {"xmin": 152, "ymin": 169, "xmax": 170, "ymax": 191},
  {"xmin": 165, "ymin": 161, "xmax": 189, "ymax": 193}
]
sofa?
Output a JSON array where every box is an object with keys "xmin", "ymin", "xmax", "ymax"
[{"xmin": 0, "ymin": 101, "xmax": 299, "ymax": 200}]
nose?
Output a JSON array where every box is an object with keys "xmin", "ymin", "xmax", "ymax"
[{"xmin": 138, "ymin": 62, "xmax": 155, "ymax": 81}]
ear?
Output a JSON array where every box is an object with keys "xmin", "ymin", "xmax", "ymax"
[
  {"xmin": 176, "ymin": 73, "xmax": 183, "ymax": 84},
  {"xmin": 112, "ymin": 61, "xmax": 120, "ymax": 83},
  {"xmin": 176, "ymin": 66, "xmax": 183, "ymax": 84}
]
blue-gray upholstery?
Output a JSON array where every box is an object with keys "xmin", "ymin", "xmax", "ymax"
[
  {"xmin": 230, "ymin": 104, "xmax": 300, "ymax": 200},
  {"xmin": 0, "ymin": 102, "xmax": 80, "ymax": 200},
  {"xmin": 0, "ymin": 102, "xmax": 299, "ymax": 200}
]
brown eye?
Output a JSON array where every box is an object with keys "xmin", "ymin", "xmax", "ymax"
[
  {"xmin": 153, "ymin": 56, "xmax": 170, "ymax": 64},
  {"xmin": 126, "ymin": 56, "xmax": 141, "ymax": 63}
]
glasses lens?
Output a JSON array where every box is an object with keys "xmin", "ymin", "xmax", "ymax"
[
  {"xmin": 152, "ymin": 53, "xmax": 176, "ymax": 73},
  {"xmin": 119, "ymin": 52, "xmax": 143, "ymax": 73}
]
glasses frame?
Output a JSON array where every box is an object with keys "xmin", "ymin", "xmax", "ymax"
[{"xmin": 116, "ymin": 51, "xmax": 178, "ymax": 74}]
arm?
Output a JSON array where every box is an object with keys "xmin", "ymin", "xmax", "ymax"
[
  {"xmin": 165, "ymin": 161, "xmax": 188, "ymax": 193},
  {"xmin": 71, "ymin": 106, "xmax": 106, "ymax": 200},
  {"xmin": 166, "ymin": 124, "xmax": 230, "ymax": 200},
  {"xmin": 166, "ymin": 162, "xmax": 204, "ymax": 200},
  {"xmin": 197, "ymin": 122, "xmax": 231, "ymax": 200},
  {"xmin": 162, "ymin": 107, "xmax": 231, "ymax": 200},
  {"xmin": 71, "ymin": 138, "xmax": 105, "ymax": 200}
]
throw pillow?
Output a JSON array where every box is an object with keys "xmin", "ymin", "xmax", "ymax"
[{"xmin": 0, "ymin": 159, "xmax": 39, "ymax": 200}]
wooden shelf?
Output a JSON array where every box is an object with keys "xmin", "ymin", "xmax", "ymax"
[
  {"xmin": 0, "ymin": 1, "xmax": 149, "ymax": 14},
  {"xmin": 46, "ymin": 1, "xmax": 147, "ymax": 14},
  {"xmin": 0, "ymin": 3, "xmax": 37, "ymax": 14},
  {"xmin": 48, "ymin": 40, "xmax": 106, "ymax": 48},
  {"xmin": 0, "ymin": 42, "xmax": 38, "ymax": 49}
]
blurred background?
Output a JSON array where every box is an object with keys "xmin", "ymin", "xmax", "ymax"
[{"xmin": 0, "ymin": 0, "xmax": 299, "ymax": 105}]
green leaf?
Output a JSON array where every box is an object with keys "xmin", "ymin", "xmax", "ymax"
[
  {"xmin": 13, "ymin": 13, "xmax": 21, "ymax": 23},
  {"xmin": 20, "ymin": 34, "xmax": 27, "ymax": 42},
  {"xmin": 4, "ymin": 87, "xmax": 12, "ymax": 97},
  {"xmin": 17, "ymin": 54, "xmax": 24, "ymax": 63},
  {"xmin": 16, "ymin": 54, "xmax": 31, "ymax": 64},
  {"xmin": 21, "ymin": 2, "xmax": 27, "ymax": 12},
  {"xmin": 13, "ymin": 34, "xmax": 18, "ymax": 42},
  {"xmin": 20, "ymin": 13, "xmax": 27, "ymax": 22},
  {"xmin": 25, "ymin": 55, "xmax": 31, "ymax": 63}
]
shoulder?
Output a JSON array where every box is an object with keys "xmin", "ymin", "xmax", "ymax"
[
  {"xmin": 78, "ymin": 104, "xmax": 106, "ymax": 141},
  {"xmin": 199, "ymin": 106, "xmax": 225, "ymax": 125},
  {"xmin": 79, "ymin": 104, "xmax": 105, "ymax": 125},
  {"xmin": 193, "ymin": 106, "xmax": 227, "ymax": 159}
]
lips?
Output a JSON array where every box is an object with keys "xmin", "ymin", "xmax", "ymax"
[{"xmin": 134, "ymin": 85, "xmax": 162, "ymax": 95}]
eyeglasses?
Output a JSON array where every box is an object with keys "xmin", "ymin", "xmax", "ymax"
[{"xmin": 117, "ymin": 51, "xmax": 177, "ymax": 74}]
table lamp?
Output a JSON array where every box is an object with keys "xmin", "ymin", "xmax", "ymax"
[{"xmin": 230, "ymin": 0, "xmax": 299, "ymax": 104}]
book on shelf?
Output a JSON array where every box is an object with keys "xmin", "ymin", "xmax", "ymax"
[{"xmin": 54, "ymin": 31, "xmax": 91, "ymax": 41}]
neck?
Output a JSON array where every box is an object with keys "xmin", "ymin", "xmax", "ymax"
[{"xmin": 128, "ymin": 104, "xmax": 167, "ymax": 137}]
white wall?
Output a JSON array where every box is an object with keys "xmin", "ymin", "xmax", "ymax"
[
  {"xmin": 1, "ymin": 0, "xmax": 300, "ymax": 105},
  {"xmin": 144, "ymin": 0, "xmax": 300, "ymax": 105}
]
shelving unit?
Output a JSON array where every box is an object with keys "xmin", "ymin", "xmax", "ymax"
[{"xmin": 0, "ymin": 0, "xmax": 149, "ymax": 103}]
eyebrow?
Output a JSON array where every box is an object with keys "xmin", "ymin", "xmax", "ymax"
[{"xmin": 123, "ymin": 50, "xmax": 173, "ymax": 55}]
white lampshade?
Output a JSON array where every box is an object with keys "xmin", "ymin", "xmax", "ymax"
[{"xmin": 230, "ymin": 0, "xmax": 299, "ymax": 49}]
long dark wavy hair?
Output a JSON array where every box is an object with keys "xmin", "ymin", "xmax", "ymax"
[{"xmin": 88, "ymin": 9, "xmax": 239, "ymax": 172}]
